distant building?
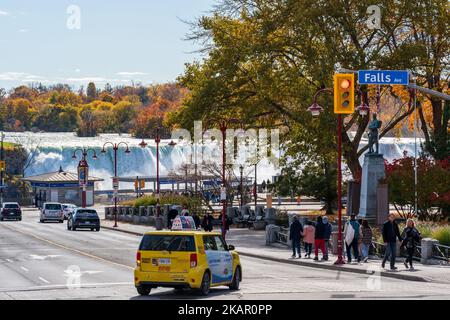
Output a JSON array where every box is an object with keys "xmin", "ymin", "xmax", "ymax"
[{"xmin": 22, "ymin": 166, "xmax": 103, "ymax": 207}]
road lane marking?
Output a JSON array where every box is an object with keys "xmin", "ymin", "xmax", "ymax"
[
  {"xmin": 39, "ymin": 277, "xmax": 50, "ymax": 284},
  {"xmin": 0, "ymin": 282, "xmax": 133, "ymax": 293},
  {"xmin": 20, "ymin": 266, "xmax": 29, "ymax": 272},
  {"xmin": 1, "ymin": 223, "xmax": 134, "ymax": 270}
]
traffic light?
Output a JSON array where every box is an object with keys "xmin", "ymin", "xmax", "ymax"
[
  {"xmin": 334, "ymin": 74, "xmax": 355, "ymax": 114},
  {"xmin": 0, "ymin": 161, "xmax": 5, "ymax": 172},
  {"xmin": 134, "ymin": 179, "xmax": 139, "ymax": 191},
  {"xmin": 139, "ymin": 179, "xmax": 145, "ymax": 189}
]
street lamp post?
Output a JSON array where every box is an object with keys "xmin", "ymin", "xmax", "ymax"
[
  {"xmin": 203, "ymin": 118, "xmax": 243, "ymax": 239},
  {"xmin": 101, "ymin": 142, "xmax": 131, "ymax": 228},
  {"xmin": 0, "ymin": 132, "xmax": 4, "ymax": 205},
  {"xmin": 72, "ymin": 148, "xmax": 98, "ymax": 208},
  {"xmin": 239, "ymin": 165, "xmax": 244, "ymax": 208},
  {"xmin": 308, "ymin": 86, "xmax": 368, "ymax": 266},
  {"xmin": 140, "ymin": 129, "xmax": 177, "ymax": 223}
]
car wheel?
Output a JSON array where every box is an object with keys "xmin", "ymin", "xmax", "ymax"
[
  {"xmin": 229, "ymin": 267, "xmax": 241, "ymax": 291},
  {"xmin": 72, "ymin": 226, "xmax": 77, "ymax": 231},
  {"xmin": 60, "ymin": 220, "xmax": 64, "ymax": 223},
  {"xmin": 0, "ymin": 217, "xmax": 3, "ymax": 222},
  {"xmin": 40, "ymin": 219, "xmax": 44, "ymax": 223},
  {"xmin": 136, "ymin": 285, "xmax": 151, "ymax": 296},
  {"xmin": 199, "ymin": 271, "xmax": 211, "ymax": 296}
]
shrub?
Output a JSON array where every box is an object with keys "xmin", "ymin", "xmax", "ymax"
[{"xmin": 431, "ymin": 226, "xmax": 450, "ymax": 246}]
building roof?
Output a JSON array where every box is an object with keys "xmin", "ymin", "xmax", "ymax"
[{"xmin": 22, "ymin": 167, "xmax": 103, "ymax": 183}]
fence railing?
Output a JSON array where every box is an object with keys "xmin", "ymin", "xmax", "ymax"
[{"xmin": 432, "ymin": 243, "xmax": 450, "ymax": 262}]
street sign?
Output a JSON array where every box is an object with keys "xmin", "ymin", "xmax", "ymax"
[
  {"xmin": 220, "ymin": 187, "xmax": 227, "ymax": 201},
  {"xmin": 112, "ymin": 177, "xmax": 119, "ymax": 189},
  {"xmin": 358, "ymin": 70, "xmax": 409, "ymax": 85}
]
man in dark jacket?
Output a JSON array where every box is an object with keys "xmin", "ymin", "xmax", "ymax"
[
  {"xmin": 314, "ymin": 216, "xmax": 326, "ymax": 261},
  {"xmin": 289, "ymin": 216, "xmax": 303, "ymax": 259},
  {"xmin": 167, "ymin": 206, "xmax": 179, "ymax": 229},
  {"xmin": 322, "ymin": 216, "xmax": 332, "ymax": 261},
  {"xmin": 201, "ymin": 212, "xmax": 214, "ymax": 232},
  {"xmin": 381, "ymin": 213, "xmax": 403, "ymax": 270},
  {"xmin": 192, "ymin": 212, "xmax": 201, "ymax": 230}
]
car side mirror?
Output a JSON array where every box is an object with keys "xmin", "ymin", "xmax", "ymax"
[{"xmin": 228, "ymin": 245, "xmax": 235, "ymax": 251}]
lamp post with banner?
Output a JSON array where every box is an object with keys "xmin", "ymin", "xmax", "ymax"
[{"xmin": 72, "ymin": 148, "xmax": 98, "ymax": 208}]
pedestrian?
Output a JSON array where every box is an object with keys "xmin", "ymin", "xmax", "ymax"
[
  {"xmin": 401, "ymin": 219, "xmax": 421, "ymax": 270},
  {"xmin": 303, "ymin": 221, "xmax": 315, "ymax": 258},
  {"xmin": 167, "ymin": 205, "xmax": 179, "ymax": 229},
  {"xmin": 381, "ymin": 213, "xmax": 403, "ymax": 270},
  {"xmin": 314, "ymin": 216, "xmax": 327, "ymax": 261},
  {"xmin": 192, "ymin": 212, "xmax": 201, "ymax": 230},
  {"xmin": 344, "ymin": 214, "xmax": 361, "ymax": 263},
  {"xmin": 322, "ymin": 216, "xmax": 332, "ymax": 260},
  {"xmin": 289, "ymin": 216, "xmax": 303, "ymax": 259},
  {"xmin": 361, "ymin": 219, "xmax": 373, "ymax": 262},
  {"xmin": 357, "ymin": 218, "xmax": 364, "ymax": 258},
  {"xmin": 181, "ymin": 206, "xmax": 190, "ymax": 216},
  {"xmin": 201, "ymin": 212, "xmax": 214, "ymax": 232}
]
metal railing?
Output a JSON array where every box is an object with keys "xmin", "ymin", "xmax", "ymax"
[{"xmin": 432, "ymin": 243, "xmax": 450, "ymax": 262}]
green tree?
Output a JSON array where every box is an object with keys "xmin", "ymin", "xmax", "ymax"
[{"xmin": 86, "ymin": 82, "xmax": 97, "ymax": 102}]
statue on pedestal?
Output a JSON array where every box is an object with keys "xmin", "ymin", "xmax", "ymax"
[{"xmin": 368, "ymin": 113, "xmax": 382, "ymax": 154}]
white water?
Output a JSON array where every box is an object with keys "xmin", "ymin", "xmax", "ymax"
[{"xmin": 2, "ymin": 132, "xmax": 422, "ymax": 190}]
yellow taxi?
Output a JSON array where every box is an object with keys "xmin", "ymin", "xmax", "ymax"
[{"xmin": 134, "ymin": 216, "xmax": 242, "ymax": 296}]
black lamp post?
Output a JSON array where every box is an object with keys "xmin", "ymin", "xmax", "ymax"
[{"xmin": 101, "ymin": 142, "xmax": 131, "ymax": 228}]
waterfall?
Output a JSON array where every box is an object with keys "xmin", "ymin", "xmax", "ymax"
[{"xmin": 3, "ymin": 132, "xmax": 422, "ymax": 190}]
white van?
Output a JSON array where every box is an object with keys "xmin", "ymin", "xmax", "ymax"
[{"xmin": 40, "ymin": 203, "xmax": 64, "ymax": 223}]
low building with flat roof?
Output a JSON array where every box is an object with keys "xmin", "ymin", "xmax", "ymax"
[{"xmin": 22, "ymin": 166, "xmax": 103, "ymax": 207}]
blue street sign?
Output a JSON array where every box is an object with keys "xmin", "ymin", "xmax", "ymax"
[{"xmin": 358, "ymin": 70, "xmax": 410, "ymax": 85}]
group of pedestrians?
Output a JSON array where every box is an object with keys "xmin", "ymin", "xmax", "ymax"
[
  {"xmin": 289, "ymin": 215, "xmax": 332, "ymax": 260},
  {"xmin": 289, "ymin": 212, "xmax": 422, "ymax": 270}
]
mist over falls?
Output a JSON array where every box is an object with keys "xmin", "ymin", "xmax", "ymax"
[{"xmin": 3, "ymin": 132, "xmax": 422, "ymax": 191}]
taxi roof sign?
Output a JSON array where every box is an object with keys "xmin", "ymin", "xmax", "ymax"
[{"xmin": 171, "ymin": 215, "xmax": 197, "ymax": 231}]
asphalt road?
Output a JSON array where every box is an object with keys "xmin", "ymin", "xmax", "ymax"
[{"xmin": 0, "ymin": 208, "xmax": 449, "ymax": 300}]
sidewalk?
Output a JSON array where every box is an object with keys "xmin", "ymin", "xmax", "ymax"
[{"xmin": 101, "ymin": 219, "xmax": 450, "ymax": 284}]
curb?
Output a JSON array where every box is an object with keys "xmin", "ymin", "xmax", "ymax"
[
  {"xmin": 101, "ymin": 225, "xmax": 143, "ymax": 237},
  {"xmin": 101, "ymin": 224, "xmax": 432, "ymax": 283},
  {"xmin": 237, "ymin": 251, "xmax": 432, "ymax": 283}
]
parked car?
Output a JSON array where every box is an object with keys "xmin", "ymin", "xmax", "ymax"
[
  {"xmin": 62, "ymin": 203, "xmax": 77, "ymax": 220},
  {"xmin": 67, "ymin": 208, "xmax": 100, "ymax": 232},
  {"xmin": 40, "ymin": 202, "xmax": 64, "ymax": 223},
  {"xmin": 0, "ymin": 202, "xmax": 22, "ymax": 221}
]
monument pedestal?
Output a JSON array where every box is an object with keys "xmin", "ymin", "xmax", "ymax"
[{"xmin": 359, "ymin": 153, "xmax": 385, "ymax": 224}]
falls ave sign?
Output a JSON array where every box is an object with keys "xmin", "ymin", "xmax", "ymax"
[{"xmin": 358, "ymin": 70, "xmax": 410, "ymax": 85}]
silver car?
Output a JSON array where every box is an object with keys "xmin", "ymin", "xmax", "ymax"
[
  {"xmin": 40, "ymin": 202, "xmax": 64, "ymax": 223},
  {"xmin": 62, "ymin": 203, "xmax": 77, "ymax": 220}
]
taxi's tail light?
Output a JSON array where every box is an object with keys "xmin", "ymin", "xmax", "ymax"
[
  {"xmin": 136, "ymin": 252, "xmax": 141, "ymax": 267},
  {"xmin": 190, "ymin": 253, "xmax": 197, "ymax": 268}
]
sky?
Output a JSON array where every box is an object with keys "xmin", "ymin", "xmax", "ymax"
[{"xmin": 0, "ymin": 0, "xmax": 215, "ymax": 90}]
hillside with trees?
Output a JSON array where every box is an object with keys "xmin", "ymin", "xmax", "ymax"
[{"xmin": 0, "ymin": 82, "xmax": 188, "ymax": 138}]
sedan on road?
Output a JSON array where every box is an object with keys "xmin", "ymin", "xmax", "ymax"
[
  {"xmin": 67, "ymin": 208, "xmax": 100, "ymax": 232},
  {"xmin": 0, "ymin": 202, "xmax": 22, "ymax": 221}
]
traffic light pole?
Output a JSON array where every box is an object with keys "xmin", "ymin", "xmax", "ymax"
[{"xmin": 335, "ymin": 114, "xmax": 345, "ymax": 265}]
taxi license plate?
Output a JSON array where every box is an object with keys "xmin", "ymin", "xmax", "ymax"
[{"xmin": 159, "ymin": 258, "xmax": 171, "ymax": 265}]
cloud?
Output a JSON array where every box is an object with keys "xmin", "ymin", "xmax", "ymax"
[
  {"xmin": 0, "ymin": 10, "xmax": 9, "ymax": 16},
  {"xmin": 117, "ymin": 72, "xmax": 146, "ymax": 77},
  {"xmin": 74, "ymin": 68, "xmax": 81, "ymax": 73},
  {"xmin": 18, "ymin": 29, "xmax": 29, "ymax": 33}
]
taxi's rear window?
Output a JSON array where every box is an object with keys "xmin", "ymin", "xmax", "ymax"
[{"xmin": 139, "ymin": 235, "xmax": 196, "ymax": 252}]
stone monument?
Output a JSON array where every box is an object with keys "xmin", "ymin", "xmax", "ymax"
[{"xmin": 359, "ymin": 114, "xmax": 386, "ymax": 223}]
